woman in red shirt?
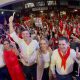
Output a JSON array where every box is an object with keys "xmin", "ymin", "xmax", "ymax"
[{"xmin": 3, "ymin": 39, "xmax": 25, "ymax": 80}]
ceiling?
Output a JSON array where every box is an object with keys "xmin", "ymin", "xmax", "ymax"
[
  {"xmin": 0, "ymin": 0, "xmax": 79, "ymax": 24},
  {"xmin": 0, "ymin": 0, "xmax": 25, "ymax": 7},
  {"xmin": 0, "ymin": 0, "xmax": 80, "ymax": 16}
]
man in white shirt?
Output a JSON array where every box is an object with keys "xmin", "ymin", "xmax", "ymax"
[
  {"xmin": 50, "ymin": 36, "xmax": 80, "ymax": 80},
  {"xmin": 9, "ymin": 13, "xmax": 39, "ymax": 80}
]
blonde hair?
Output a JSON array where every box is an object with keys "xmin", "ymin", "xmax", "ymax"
[{"xmin": 39, "ymin": 37, "xmax": 49, "ymax": 46}]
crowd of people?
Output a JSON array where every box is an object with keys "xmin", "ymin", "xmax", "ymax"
[{"xmin": 0, "ymin": 11, "xmax": 80, "ymax": 80}]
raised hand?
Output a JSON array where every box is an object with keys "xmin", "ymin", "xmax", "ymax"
[{"xmin": 9, "ymin": 12, "xmax": 15, "ymax": 23}]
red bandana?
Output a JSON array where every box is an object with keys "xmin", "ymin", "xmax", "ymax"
[{"xmin": 58, "ymin": 47, "xmax": 70, "ymax": 70}]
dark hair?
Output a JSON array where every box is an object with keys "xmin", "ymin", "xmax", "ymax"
[
  {"xmin": 2, "ymin": 38, "xmax": 10, "ymax": 44},
  {"xmin": 58, "ymin": 36, "xmax": 69, "ymax": 43}
]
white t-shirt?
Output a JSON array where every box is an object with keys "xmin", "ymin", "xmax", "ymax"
[
  {"xmin": 42, "ymin": 52, "xmax": 50, "ymax": 68},
  {"xmin": 28, "ymin": 50, "xmax": 51, "ymax": 68}
]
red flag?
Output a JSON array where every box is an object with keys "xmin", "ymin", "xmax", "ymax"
[{"xmin": 59, "ymin": 20, "xmax": 63, "ymax": 31}]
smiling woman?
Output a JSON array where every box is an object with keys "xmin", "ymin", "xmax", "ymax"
[
  {"xmin": 27, "ymin": 37, "xmax": 52, "ymax": 80},
  {"xmin": 3, "ymin": 38, "xmax": 26, "ymax": 80}
]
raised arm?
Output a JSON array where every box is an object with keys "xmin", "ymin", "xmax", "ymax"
[
  {"xmin": 9, "ymin": 12, "xmax": 15, "ymax": 33},
  {"xmin": 9, "ymin": 12, "xmax": 21, "ymax": 44}
]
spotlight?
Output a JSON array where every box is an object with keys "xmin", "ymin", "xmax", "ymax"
[
  {"xmin": 1, "ymin": 11, "xmax": 4, "ymax": 14},
  {"xmin": 40, "ymin": 11, "xmax": 43, "ymax": 13},
  {"xmin": 74, "ymin": 9, "xmax": 78, "ymax": 12}
]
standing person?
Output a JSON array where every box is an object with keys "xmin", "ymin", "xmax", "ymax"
[
  {"xmin": 9, "ymin": 13, "xmax": 39, "ymax": 80},
  {"xmin": 0, "ymin": 38, "xmax": 11, "ymax": 80},
  {"xmin": 49, "ymin": 33, "xmax": 58, "ymax": 50},
  {"xmin": 3, "ymin": 38, "xmax": 25, "ymax": 80},
  {"xmin": 50, "ymin": 36, "xmax": 80, "ymax": 80},
  {"xmin": 28, "ymin": 38, "xmax": 52, "ymax": 80}
]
